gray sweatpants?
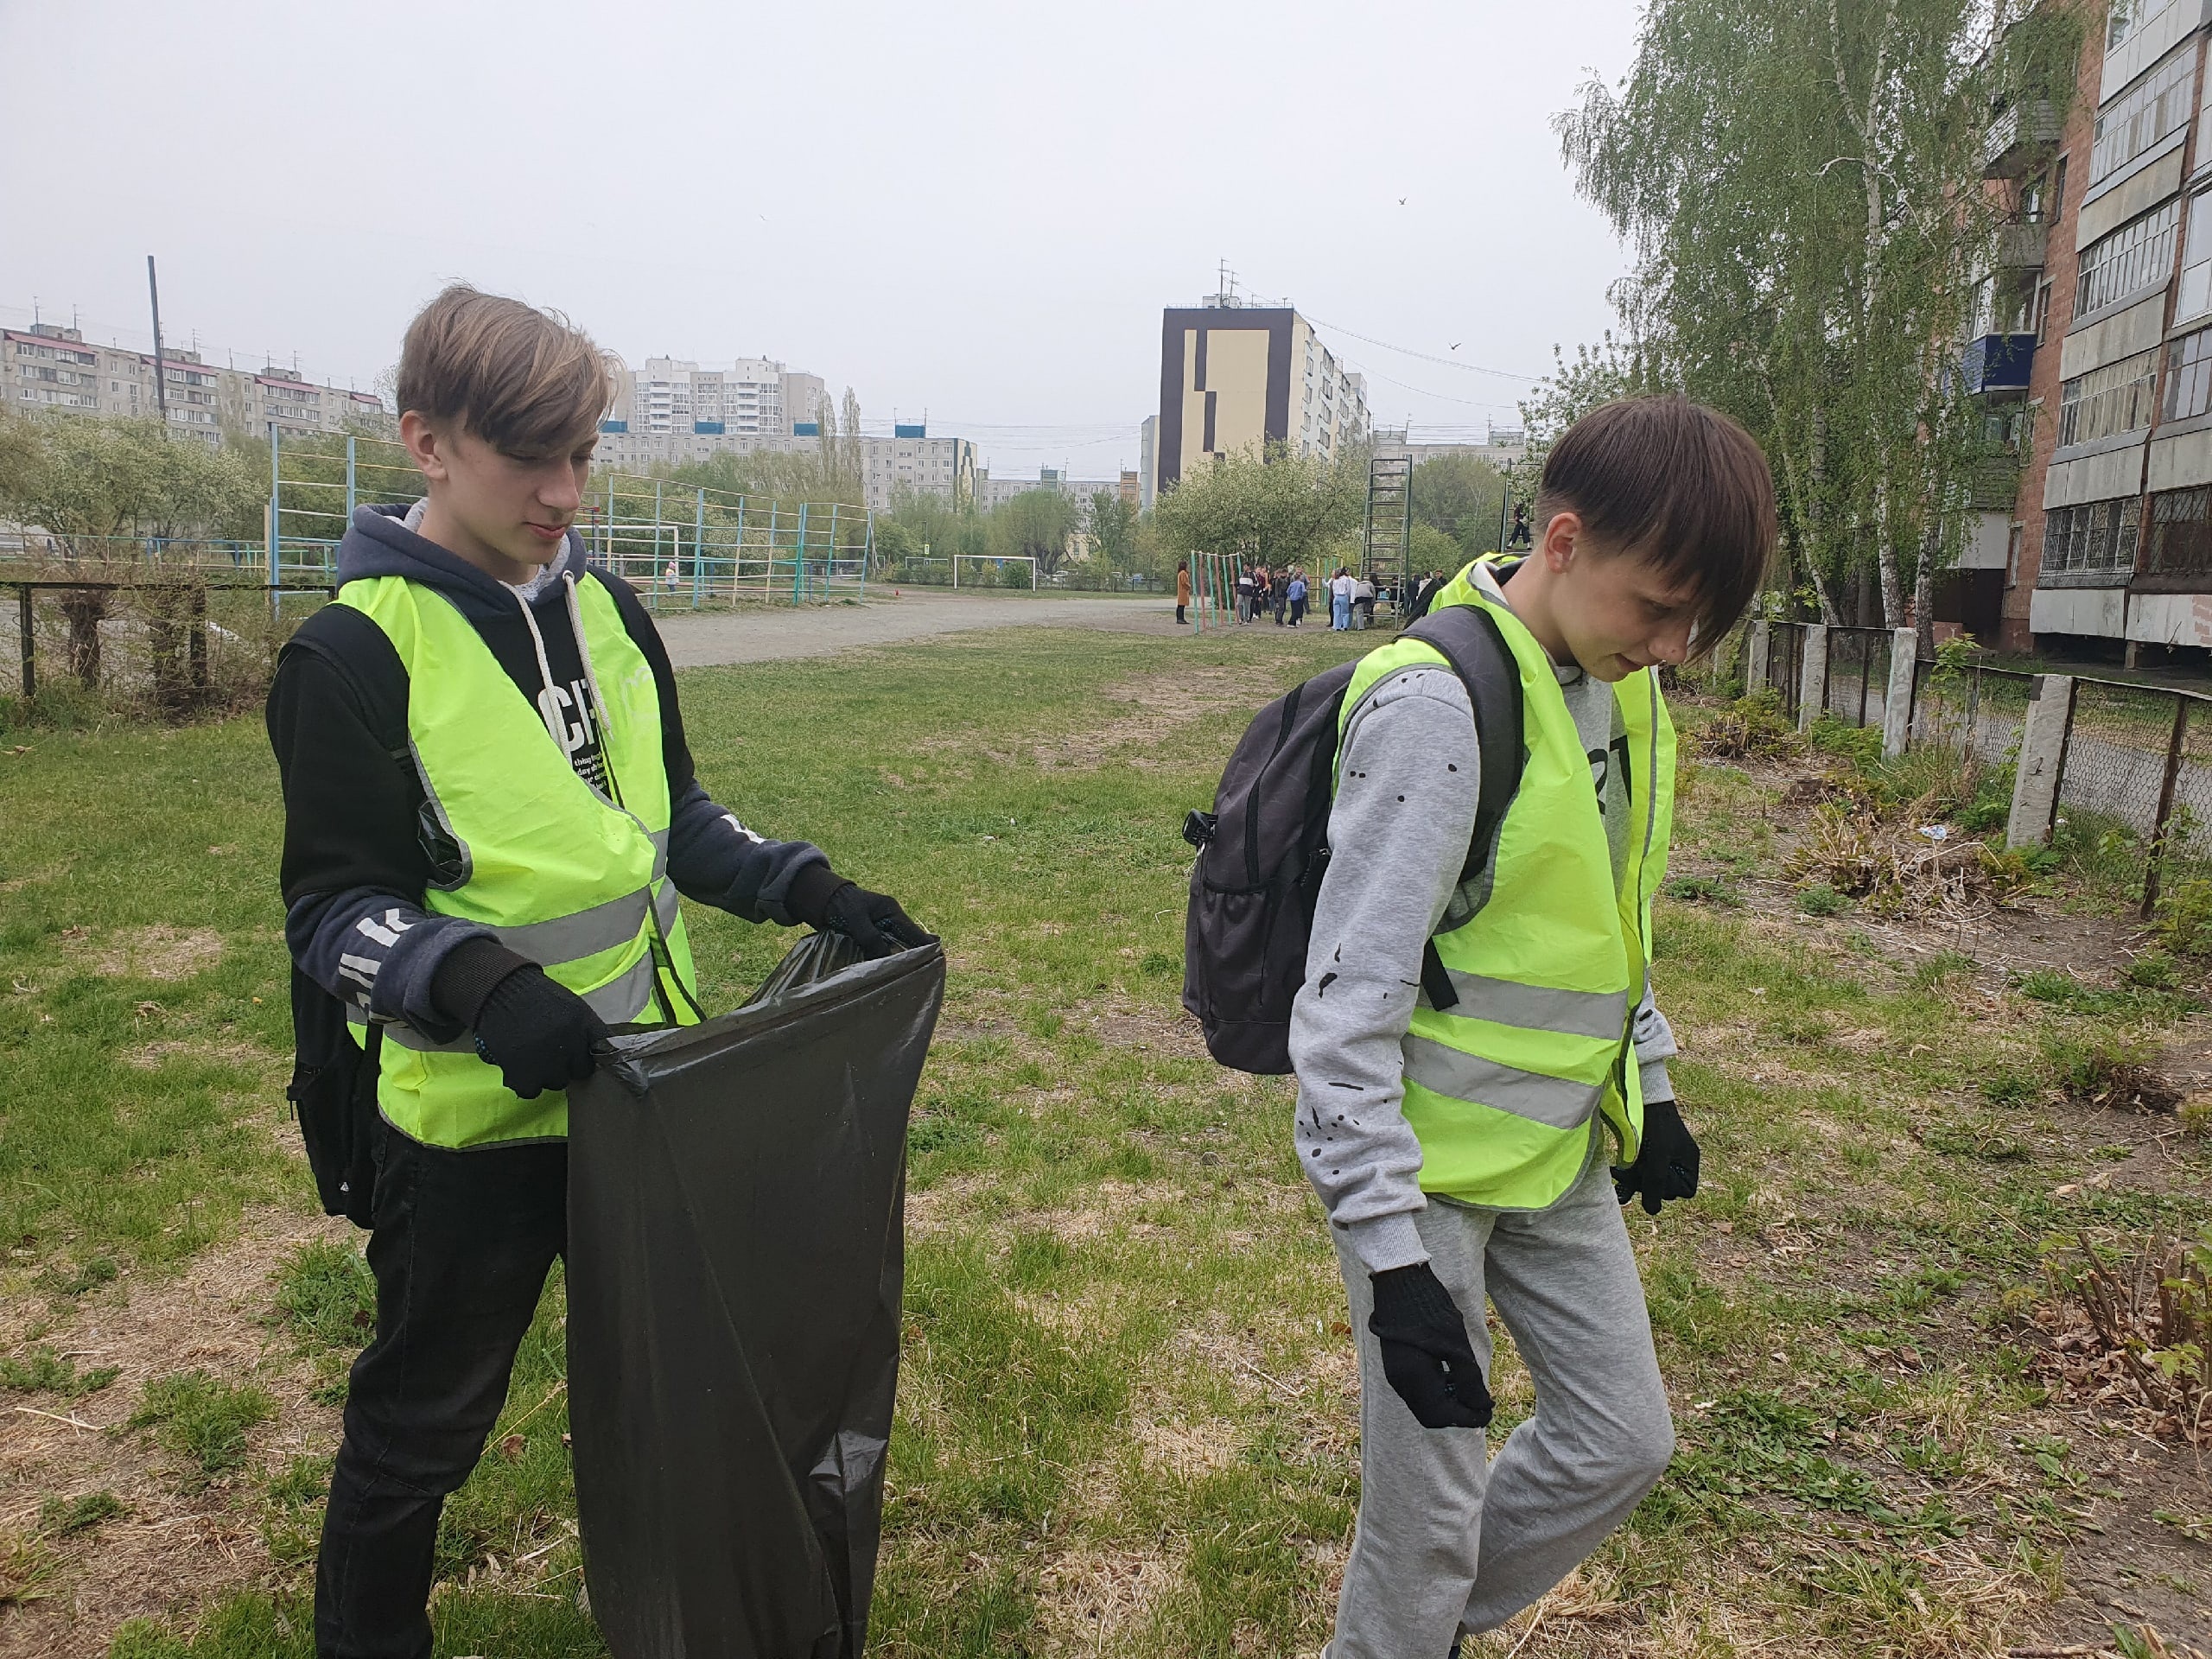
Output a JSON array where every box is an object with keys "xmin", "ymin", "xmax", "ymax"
[{"xmin": 1325, "ymin": 1152, "xmax": 1675, "ymax": 1656}]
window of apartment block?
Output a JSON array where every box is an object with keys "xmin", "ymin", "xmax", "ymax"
[
  {"xmin": 2166, "ymin": 326, "xmax": 2212, "ymax": 420},
  {"xmin": 2035, "ymin": 278, "xmax": 2056, "ymax": 342},
  {"xmin": 2075, "ymin": 199, "xmax": 2182, "ymax": 315},
  {"xmin": 2145, "ymin": 484, "xmax": 2212, "ymax": 580},
  {"xmin": 2042, "ymin": 497, "xmax": 2142, "ymax": 579},
  {"xmin": 2058, "ymin": 347, "xmax": 2158, "ymax": 444},
  {"xmin": 2107, "ymin": 0, "xmax": 2181, "ymax": 51},
  {"xmin": 2177, "ymin": 188, "xmax": 2212, "ymax": 323},
  {"xmin": 2089, "ymin": 44, "xmax": 2195, "ymax": 185}
]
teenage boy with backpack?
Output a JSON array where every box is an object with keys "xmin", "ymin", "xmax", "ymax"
[
  {"xmin": 266, "ymin": 285, "xmax": 931, "ymax": 1659},
  {"xmin": 1290, "ymin": 397, "xmax": 1771, "ymax": 1656}
]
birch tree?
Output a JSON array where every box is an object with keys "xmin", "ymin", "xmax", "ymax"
[{"xmin": 1556, "ymin": 0, "xmax": 2081, "ymax": 629}]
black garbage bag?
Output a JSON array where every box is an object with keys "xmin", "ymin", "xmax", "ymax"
[{"xmin": 566, "ymin": 932, "xmax": 945, "ymax": 1659}]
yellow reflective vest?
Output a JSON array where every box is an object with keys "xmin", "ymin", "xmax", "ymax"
[
  {"xmin": 1338, "ymin": 561, "xmax": 1676, "ymax": 1209},
  {"xmin": 337, "ymin": 572, "xmax": 700, "ymax": 1148}
]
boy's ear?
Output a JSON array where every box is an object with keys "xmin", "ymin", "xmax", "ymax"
[
  {"xmin": 400, "ymin": 410, "xmax": 451, "ymax": 485},
  {"xmin": 1539, "ymin": 511, "xmax": 1583, "ymax": 572}
]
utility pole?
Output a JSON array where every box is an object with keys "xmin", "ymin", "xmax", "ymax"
[{"xmin": 146, "ymin": 256, "xmax": 169, "ymax": 429}]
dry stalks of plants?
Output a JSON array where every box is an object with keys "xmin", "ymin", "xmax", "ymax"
[
  {"xmin": 1783, "ymin": 793, "xmax": 2030, "ymax": 917},
  {"xmin": 2034, "ymin": 1228, "xmax": 2212, "ymax": 1445}
]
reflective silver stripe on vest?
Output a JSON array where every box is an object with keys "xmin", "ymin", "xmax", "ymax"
[
  {"xmin": 1402, "ymin": 1035, "xmax": 1606, "ymax": 1129},
  {"xmin": 653, "ymin": 876, "xmax": 680, "ymax": 935},
  {"xmin": 492, "ymin": 886, "xmax": 652, "ymax": 966},
  {"xmin": 1427, "ymin": 969, "xmax": 1628, "ymax": 1040},
  {"xmin": 649, "ymin": 827, "xmax": 669, "ymax": 880}
]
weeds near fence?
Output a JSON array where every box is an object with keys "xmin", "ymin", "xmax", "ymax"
[{"xmin": 2037, "ymin": 1227, "xmax": 2212, "ymax": 1445}]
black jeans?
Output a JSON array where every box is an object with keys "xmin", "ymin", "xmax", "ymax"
[{"xmin": 316, "ymin": 1128, "xmax": 568, "ymax": 1659}]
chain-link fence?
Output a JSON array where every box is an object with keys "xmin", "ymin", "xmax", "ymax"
[
  {"xmin": 1754, "ymin": 620, "xmax": 1808, "ymax": 721},
  {"xmin": 1909, "ymin": 659, "xmax": 2037, "ymax": 772},
  {"xmin": 1821, "ymin": 626, "xmax": 1897, "ymax": 729},
  {"xmin": 2049, "ymin": 678, "xmax": 2212, "ymax": 910}
]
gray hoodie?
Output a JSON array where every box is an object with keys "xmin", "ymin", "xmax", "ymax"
[{"xmin": 1287, "ymin": 563, "xmax": 1678, "ymax": 1273}]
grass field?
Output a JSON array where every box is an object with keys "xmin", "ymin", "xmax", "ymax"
[{"xmin": 0, "ymin": 624, "xmax": 2208, "ymax": 1657}]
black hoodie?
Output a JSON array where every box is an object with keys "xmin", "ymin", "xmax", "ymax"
[{"xmin": 266, "ymin": 503, "xmax": 834, "ymax": 1045}]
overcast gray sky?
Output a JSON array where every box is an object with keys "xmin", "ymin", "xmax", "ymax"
[{"xmin": 0, "ymin": 0, "xmax": 1642, "ymax": 480}]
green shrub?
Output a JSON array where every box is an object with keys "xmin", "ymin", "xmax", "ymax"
[
  {"xmin": 2155, "ymin": 877, "xmax": 2212, "ymax": 958},
  {"xmin": 2122, "ymin": 948, "xmax": 2181, "ymax": 990},
  {"xmin": 129, "ymin": 1370, "xmax": 276, "ymax": 1487},
  {"xmin": 1807, "ymin": 714, "xmax": 1881, "ymax": 768},
  {"xmin": 1796, "ymin": 883, "xmax": 1847, "ymax": 918}
]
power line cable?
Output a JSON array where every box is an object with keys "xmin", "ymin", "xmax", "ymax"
[{"xmin": 1299, "ymin": 315, "xmax": 1541, "ymax": 383}]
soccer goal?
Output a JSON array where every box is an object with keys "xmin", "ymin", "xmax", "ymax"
[{"xmin": 951, "ymin": 554, "xmax": 1037, "ymax": 591}]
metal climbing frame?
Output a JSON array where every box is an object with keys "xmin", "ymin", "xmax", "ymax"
[{"xmin": 1363, "ymin": 454, "xmax": 1412, "ymax": 607}]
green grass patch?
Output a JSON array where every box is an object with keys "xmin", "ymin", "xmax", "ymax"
[
  {"xmin": 5, "ymin": 632, "xmax": 2207, "ymax": 1656},
  {"xmin": 127, "ymin": 1370, "xmax": 277, "ymax": 1488}
]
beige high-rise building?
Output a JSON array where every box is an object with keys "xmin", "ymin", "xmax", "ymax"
[{"xmin": 1149, "ymin": 292, "xmax": 1368, "ymax": 499}]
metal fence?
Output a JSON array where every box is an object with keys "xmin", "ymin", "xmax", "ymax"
[
  {"xmin": 267, "ymin": 432, "xmax": 876, "ymax": 612},
  {"xmin": 2, "ymin": 575, "xmax": 328, "ymax": 717},
  {"xmin": 1743, "ymin": 616, "xmax": 2212, "ymax": 914}
]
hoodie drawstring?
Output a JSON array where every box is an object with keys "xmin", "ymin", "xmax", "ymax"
[{"xmin": 512, "ymin": 582, "xmax": 569, "ymax": 753}]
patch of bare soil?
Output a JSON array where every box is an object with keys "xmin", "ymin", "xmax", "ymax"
[
  {"xmin": 920, "ymin": 664, "xmax": 1286, "ymax": 772},
  {"xmin": 0, "ymin": 1205, "xmax": 355, "ymax": 1659},
  {"xmin": 67, "ymin": 926, "xmax": 226, "ymax": 982}
]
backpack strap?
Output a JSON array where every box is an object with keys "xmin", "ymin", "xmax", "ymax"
[
  {"xmin": 279, "ymin": 600, "xmax": 413, "ymax": 760},
  {"xmin": 1400, "ymin": 602, "xmax": 1526, "ymax": 1012}
]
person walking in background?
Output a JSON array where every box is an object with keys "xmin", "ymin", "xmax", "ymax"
[
  {"xmin": 1236, "ymin": 564, "xmax": 1256, "ymax": 624},
  {"xmin": 1274, "ymin": 566, "xmax": 1291, "ymax": 626},
  {"xmin": 1287, "ymin": 569, "xmax": 1309, "ymax": 626},
  {"xmin": 1331, "ymin": 567, "xmax": 1355, "ymax": 631},
  {"xmin": 1176, "ymin": 560, "xmax": 1191, "ymax": 625},
  {"xmin": 1507, "ymin": 502, "xmax": 1532, "ymax": 550},
  {"xmin": 1353, "ymin": 573, "xmax": 1376, "ymax": 630},
  {"xmin": 1254, "ymin": 565, "xmax": 1274, "ymax": 626}
]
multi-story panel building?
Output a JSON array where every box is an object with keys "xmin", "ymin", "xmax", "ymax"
[
  {"xmin": 1149, "ymin": 290, "xmax": 1370, "ymax": 499},
  {"xmin": 610, "ymin": 356, "xmax": 830, "ymax": 442},
  {"xmin": 589, "ymin": 424, "xmax": 976, "ymax": 511},
  {"xmin": 1987, "ymin": 0, "xmax": 2212, "ymax": 659},
  {"xmin": 5, "ymin": 321, "xmax": 391, "ymax": 447},
  {"xmin": 973, "ymin": 466, "xmax": 1125, "ymax": 512}
]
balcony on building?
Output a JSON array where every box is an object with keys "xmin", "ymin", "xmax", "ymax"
[
  {"xmin": 1982, "ymin": 98, "xmax": 2058, "ymax": 180},
  {"xmin": 1993, "ymin": 219, "xmax": 2047, "ymax": 270},
  {"xmin": 1962, "ymin": 332, "xmax": 2036, "ymax": 395}
]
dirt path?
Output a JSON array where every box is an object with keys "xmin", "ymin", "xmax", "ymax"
[{"xmin": 652, "ymin": 592, "xmax": 1182, "ymax": 668}]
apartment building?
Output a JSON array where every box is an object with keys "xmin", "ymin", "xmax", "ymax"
[
  {"xmin": 591, "ymin": 423, "xmax": 976, "ymax": 512},
  {"xmin": 1370, "ymin": 427, "xmax": 1529, "ymax": 474},
  {"xmin": 1986, "ymin": 0, "xmax": 2212, "ymax": 658},
  {"xmin": 4, "ymin": 320, "xmax": 393, "ymax": 446},
  {"xmin": 1148, "ymin": 289, "xmax": 1370, "ymax": 499},
  {"xmin": 973, "ymin": 466, "xmax": 1123, "ymax": 512},
  {"xmin": 617, "ymin": 356, "xmax": 827, "ymax": 440}
]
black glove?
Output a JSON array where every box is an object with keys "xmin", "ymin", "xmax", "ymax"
[
  {"xmin": 1612, "ymin": 1098, "xmax": 1700, "ymax": 1215},
  {"xmin": 819, "ymin": 881, "xmax": 935, "ymax": 961},
  {"xmin": 470, "ymin": 964, "xmax": 612, "ymax": 1100},
  {"xmin": 1368, "ymin": 1262, "xmax": 1493, "ymax": 1430}
]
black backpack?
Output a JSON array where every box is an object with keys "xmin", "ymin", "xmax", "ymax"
[
  {"xmin": 1180, "ymin": 604, "xmax": 1525, "ymax": 1073},
  {"xmin": 271, "ymin": 604, "xmax": 416, "ymax": 1227}
]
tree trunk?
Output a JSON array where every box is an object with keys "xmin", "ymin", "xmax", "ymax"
[{"xmin": 60, "ymin": 589, "xmax": 106, "ymax": 687}]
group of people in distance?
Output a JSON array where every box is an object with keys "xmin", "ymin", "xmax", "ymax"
[{"xmin": 1173, "ymin": 562, "xmax": 1399, "ymax": 630}]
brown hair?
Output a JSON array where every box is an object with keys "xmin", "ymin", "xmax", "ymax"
[
  {"xmin": 396, "ymin": 284, "xmax": 615, "ymax": 459},
  {"xmin": 1533, "ymin": 395, "xmax": 1776, "ymax": 652}
]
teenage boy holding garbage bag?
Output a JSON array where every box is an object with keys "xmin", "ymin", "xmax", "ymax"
[
  {"xmin": 265, "ymin": 283, "xmax": 930, "ymax": 1659},
  {"xmin": 1291, "ymin": 397, "xmax": 1775, "ymax": 1656}
]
